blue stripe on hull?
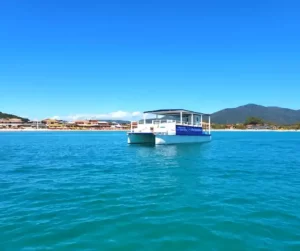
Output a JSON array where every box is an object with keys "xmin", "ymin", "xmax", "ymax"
[{"xmin": 176, "ymin": 125, "xmax": 209, "ymax": 136}]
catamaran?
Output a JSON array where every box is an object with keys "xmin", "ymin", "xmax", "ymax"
[{"xmin": 127, "ymin": 109, "xmax": 211, "ymax": 145}]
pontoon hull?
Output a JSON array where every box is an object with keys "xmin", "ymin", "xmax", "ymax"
[
  {"xmin": 155, "ymin": 135, "xmax": 211, "ymax": 145},
  {"xmin": 127, "ymin": 133, "xmax": 155, "ymax": 144},
  {"xmin": 127, "ymin": 133, "xmax": 211, "ymax": 145}
]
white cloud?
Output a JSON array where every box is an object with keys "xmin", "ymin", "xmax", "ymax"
[
  {"xmin": 132, "ymin": 111, "xmax": 141, "ymax": 117},
  {"xmin": 50, "ymin": 111, "xmax": 142, "ymax": 121},
  {"xmin": 51, "ymin": 116, "xmax": 61, "ymax": 120},
  {"xmin": 110, "ymin": 111, "xmax": 129, "ymax": 118}
]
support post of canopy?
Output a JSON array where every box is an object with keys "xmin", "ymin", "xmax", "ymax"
[
  {"xmin": 153, "ymin": 114, "xmax": 158, "ymax": 124},
  {"xmin": 143, "ymin": 114, "xmax": 146, "ymax": 125},
  {"xmin": 191, "ymin": 113, "xmax": 194, "ymax": 126},
  {"xmin": 180, "ymin": 112, "xmax": 183, "ymax": 125},
  {"xmin": 208, "ymin": 115, "xmax": 211, "ymax": 135},
  {"xmin": 200, "ymin": 115, "xmax": 203, "ymax": 127}
]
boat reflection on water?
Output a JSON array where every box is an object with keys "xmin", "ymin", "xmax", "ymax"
[
  {"xmin": 156, "ymin": 142, "xmax": 210, "ymax": 158},
  {"xmin": 130, "ymin": 142, "xmax": 210, "ymax": 159}
]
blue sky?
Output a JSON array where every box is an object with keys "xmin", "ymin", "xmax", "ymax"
[{"xmin": 1, "ymin": 0, "xmax": 299, "ymax": 120}]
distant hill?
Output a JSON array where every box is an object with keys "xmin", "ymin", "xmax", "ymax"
[
  {"xmin": 211, "ymin": 104, "xmax": 300, "ymax": 125},
  {"xmin": 0, "ymin": 112, "xmax": 29, "ymax": 122}
]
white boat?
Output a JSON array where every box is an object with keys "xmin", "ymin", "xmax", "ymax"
[{"xmin": 127, "ymin": 109, "xmax": 211, "ymax": 145}]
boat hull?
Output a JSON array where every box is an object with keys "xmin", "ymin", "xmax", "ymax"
[
  {"xmin": 127, "ymin": 133, "xmax": 155, "ymax": 144},
  {"xmin": 155, "ymin": 135, "xmax": 211, "ymax": 145},
  {"xmin": 128, "ymin": 133, "xmax": 211, "ymax": 145}
]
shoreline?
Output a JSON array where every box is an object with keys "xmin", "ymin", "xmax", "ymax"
[
  {"xmin": 0, "ymin": 129, "xmax": 129, "ymax": 132},
  {"xmin": 211, "ymin": 129, "xmax": 299, "ymax": 132},
  {"xmin": 0, "ymin": 129, "xmax": 299, "ymax": 132}
]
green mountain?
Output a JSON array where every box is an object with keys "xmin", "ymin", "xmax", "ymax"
[
  {"xmin": 211, "ymin": 104, "xmax": 300, "ymax": 125},
  {"xmin": 0, "ymin": 112, "xmax": 29, "ymax": 122}
]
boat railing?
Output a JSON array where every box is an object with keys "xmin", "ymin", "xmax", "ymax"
[
  {"xmin": 137, "ymin": 119, "xmax": 209, "ymax": 127},
  {"xmin": 150, "ymin": 120, "xmax": 201, "ymax": 126},
  {"xmin": 132, "ymin": 120, "xmax": 210, "ymax": 133},
  {"xmin": 152, "ymin": 119, "xmax": 177, "ymax": 124}
]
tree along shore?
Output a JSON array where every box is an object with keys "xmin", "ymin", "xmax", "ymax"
[{"xmin": 212, "ymin": 117, "xmax": 300, "ymax": 130}]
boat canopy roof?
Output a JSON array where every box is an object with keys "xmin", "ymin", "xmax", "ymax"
[{"xmin": 143, "ymin": 109, "xmax": 210, "ymax": 116}]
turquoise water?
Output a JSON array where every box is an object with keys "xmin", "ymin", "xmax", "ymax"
[{"xmin": 1, "ymin": 132, "xmax": 300, "ymax": 250}]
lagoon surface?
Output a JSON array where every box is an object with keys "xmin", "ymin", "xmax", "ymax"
[{"xmin": 1, "ymin": 131, "xmax": 300, "ymax": 250}]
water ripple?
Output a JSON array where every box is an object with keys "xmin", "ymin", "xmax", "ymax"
[{"xmin": 1, "ymin": 131, "xmax": 300, "ymax": 250}]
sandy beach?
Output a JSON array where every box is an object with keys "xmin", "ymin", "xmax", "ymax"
[
  {"xmin": 211, "ymin": 129, "xmax": 299, "ymax": 132},
  {"xmin": 0, "ymin": 129, "xmax": 129, "ymax": 132},
  {"xmin": 0, "ymin": 129, "xmax": 298, "ymax": 132}
]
